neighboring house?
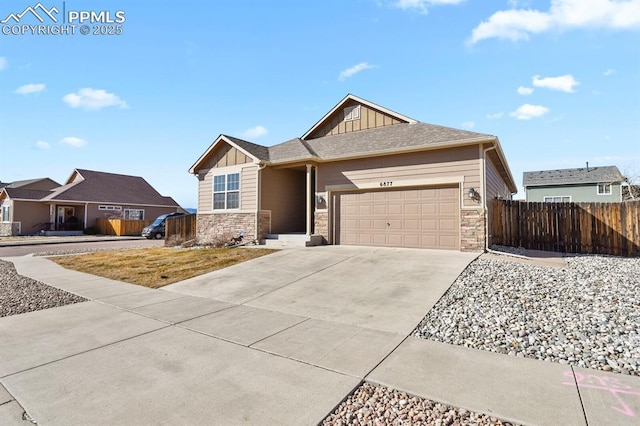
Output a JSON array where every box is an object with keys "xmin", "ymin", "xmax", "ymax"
[
  {"xmin": 0, "ymin": 169, "xmax": 181, "ymax": 236},
  {"xmin": 190, "ymin": 94, "xmax": 517, "ymax": 251},
  {"xmin": 523, "ymin": 165, "xmax": 625, "ymax": 203}
]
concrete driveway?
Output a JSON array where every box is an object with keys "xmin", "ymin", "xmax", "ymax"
[
  {"xmin": 0, "ymin": 246, "xmax": 477, "ymax": 425},
  {"xmin": 165, "ymin": 246, "xmax": 478, "ymax": 335}
]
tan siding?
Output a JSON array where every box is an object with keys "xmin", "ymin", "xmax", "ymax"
[
  {"xmin": 307, "ymin": 100, "xmax": 408, "ymax": 139},
  {"xmin": 317, "ymin": 146, "xmax": 481, "ymax": 207},
  {"xmin": 198, "ymin": 169, "xmax": 213, "ymax": 212},
  {"xmin": 12, "ymin": 201, "xmax": 50, "ymax": 233},
  {"xmin": 260, "ymin": 167, "xmax": 306, "ymax": 233},
  {"xmin": 485, "ymin": 155, "xmax": 511, "ymax": 201},
  {"xmin": 241, "ymin": 164, "xmax": 258, "ymax": 210},
  {"xmin": 198, "ymin": 163, "xmax": 258, "ymax": 212}
]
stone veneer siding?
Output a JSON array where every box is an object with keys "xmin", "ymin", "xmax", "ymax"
[
  {"xmin": 460, "ymin": 209, "xmax": 485, "ymax": 252},
  {"xmin": 314, "ymin": 210, "xmax": 329, "ymax": 244},
  {"xmin": 0, "ymin": 222, "xmax": 20, "ymax": 237},
  {"xmin": 197, "ymin": 213, "xmax": 256, "ymax": 244},
  {"xmin": 257, "ymin": 210, "xmax": 271, "ymax": 241}
]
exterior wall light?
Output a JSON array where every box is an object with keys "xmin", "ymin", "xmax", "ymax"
[{"xmin": 468, "ymin": 187, "xmax": 481, "ymax": 202}]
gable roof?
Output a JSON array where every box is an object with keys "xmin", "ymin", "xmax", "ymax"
[
  {"xmin": 1, "ymin": 177, "xmax": 60, "ymax": 189},
  {"xmin": 1, "ymin": 188, "xmax": 53, "ymax": 200},
  {"xmin": 301, "ymin": 94, "xmax": 417, "ymax": 140},
  {"xmin": 41, "ymin": 169, "xmax": 179, "ymax": 206},
  {"xmin": 523, "ymin": 165, "xmax": 625, "ymax": 187},
  {"xmin": 189, "ymin": 94, "xmax": 517, "ymax": 192},
  {"xmin": 189, "ymin": 135, "xmax": 265, "ymax": 174}
]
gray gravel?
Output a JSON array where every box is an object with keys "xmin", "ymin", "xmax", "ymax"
[
  {"xmin": 0, "ymin": 259, "xmax": 87, "ymax": 317},
  {"xmin": 413, "ymin": 255, "xmax": 640, "ymax": 376},
  {"xmin": 322, "ymin": 383, "xmax": 518, "ymax": 425}
]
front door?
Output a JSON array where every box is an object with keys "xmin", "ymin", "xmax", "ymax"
[{"xmin": 57, "ymin": 206, "xmax": 77, "ymax": 230}]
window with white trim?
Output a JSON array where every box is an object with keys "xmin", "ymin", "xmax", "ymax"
[
  {"xmin": 99, "ymin": 205, "xmax": 122, "ymax": 211},
  {"xmin": 124, "ymin": 209, "xmax": 144, "ymax": 220},
  {"xmin": 543, "ymin": 196, "xmax": 571, "ymax": 203},
  {"xmin": 1, "ymin": 205, "xmax": 9, "ymax": 222},
  {"xmin": 344, "ymin": 105, "xmax": 360, "ymax": 121},
  {"xmin": 213, "ymin": 172, "xmax": 240, "ymax": 210},
  {"xmin": 597, "ymin": 183, "xmax": 612, "ymax": 195}
]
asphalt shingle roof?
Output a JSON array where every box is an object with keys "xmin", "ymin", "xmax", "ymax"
[
  {"xmin": 523, "ymin": 165, "xmax": 625, "ymax": 187},
  {"xmin": 223, "ymin": 135, "xmax": 270, "ymax": 161},
  {"xmin": 2, "ymin": 188, "xmax": 53, "ymax": 200},
  {"xmin": 258, "ymin": 123, "xmax": 492, "ymax": 164},
  {"xmin": 43, "ymin": 169, "xmax": 179, "ymax": 206}
]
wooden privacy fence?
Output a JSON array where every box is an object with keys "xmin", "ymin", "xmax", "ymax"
[
  {"xmin": 165, "ymin": 214, "xmax": 197, "ymax": 245},
  {"xmin": 491, "ymin": 200, "xmax": 640, "ymax": 257},
  {"xmin": 96, "ymin": 219, "xmax": 152, "ymax": 236}
]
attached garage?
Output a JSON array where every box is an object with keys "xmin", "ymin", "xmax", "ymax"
[{"xmin": 333, "ymin": 185, "xmax": 460, "ymax": 250}]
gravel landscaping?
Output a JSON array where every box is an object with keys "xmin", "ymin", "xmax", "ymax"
[
  {"xmin": 322, "ymin": 383, "xmax": 518, "ymax": 425},
  {"xmin": 0, "ymin": 259, "xmax": 87, "ymax": 317},
  {"xmin": 413, "ymin": 254, "xmax": 640, "ymax": 376}
]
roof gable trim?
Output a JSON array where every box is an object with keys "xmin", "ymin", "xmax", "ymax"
[
  {"xmin": 301, "ymin": 94, "xmax": 417, "ymax": 140},
  {"xmin": 189, "ymin": 135, "xmax": 261, "ymax": 174}
]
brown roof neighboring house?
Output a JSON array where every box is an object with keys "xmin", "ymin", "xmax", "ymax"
[{"xmin": 41, "ymin": 169, "xmax": 179, "ymax": 207}]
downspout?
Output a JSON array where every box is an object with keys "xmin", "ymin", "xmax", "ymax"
[{"xmin": 482, "ymin": 143, "xmax": 497, "ymax": 252}]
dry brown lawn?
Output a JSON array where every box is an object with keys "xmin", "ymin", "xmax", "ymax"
[{"xmin": 50, "ymin": 247, "xmax": 278, "ymax": 288}]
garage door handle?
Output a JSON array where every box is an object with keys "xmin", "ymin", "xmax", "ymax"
[{"xmin": 386, "ymin": 222, "xmax": 390, "ymax": 226}]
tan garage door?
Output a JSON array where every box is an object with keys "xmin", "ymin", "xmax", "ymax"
[{"xmin": 334, "ymin": 185, "xmax": 460, "ymax": 250}]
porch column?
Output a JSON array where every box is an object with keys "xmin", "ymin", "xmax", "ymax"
[{"xmin": 306, "ymin": 164, "xmax": 312, "ymax": 236}]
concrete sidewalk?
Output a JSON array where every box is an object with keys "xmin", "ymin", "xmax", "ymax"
[
  {"xmin": 0, "ymin": 235, "xmax": 145, "ymax": 247},
  {"xmin": 1, "ymin": 251, "xmax": 638, "ymax": 425}
]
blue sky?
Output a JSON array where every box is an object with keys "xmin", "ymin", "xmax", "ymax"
[{"xmin": 1, "ymin": 0, "xmax": 638, "ymax": 208}]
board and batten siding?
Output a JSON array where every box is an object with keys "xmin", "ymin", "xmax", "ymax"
[
  {"xmin": 307, "ymin": 100, "xmax": 406, "ymax": 139},
  {"xmin": 317, "ymin": 146, "xmax": 481, "ymax": 208},
  {"xmin": 198, "ymin": 163, "xmax": 259, "ymax": 212}
]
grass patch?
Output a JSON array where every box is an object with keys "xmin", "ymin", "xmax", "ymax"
[{"xmin": 49, "ymin": 247, "xmax": 278, "ymax": 288}]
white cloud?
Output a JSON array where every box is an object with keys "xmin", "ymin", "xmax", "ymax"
[
  {"xmin": 461, "ymin": 121, "xmax": 475, "ymax": 129},
  {"xmin": 603, "ymin": 68, "xmax": 616, "ymax": 76},
  {"xmin": 338, "ymin": 62, "xmax": 376, "ymax": 81},
  {"xmin": 59, "ymin": 136, "xmax": 87, "ymax": 147},
  {"xmin": 35, "ymin": 141, "xmax": 50, "ymax": 150},
  {"xmin": 0, "ymin": 57, "xmax": 6, "ymax": 70},
  {"xmin": 532, "ymin": 74, "xmax": 579, "ymax": 92},
  {"xmin": 517, "ymin": 86, "xmax": 534, "ymax": 95},
  {"xmin": 469, "ymin": 0, "xmax": 640, "ymax": 44},
  {"xmin": 62, "ymin": 88, "xmax": 128, "ymax": 110},
  {"xmin": 486, "ymin": 112, "xmax": 504, "ymax": 119},
  {"xmin": 15, "ymin": 83, "xmax": 46, "ymax": 95},
  {"xmin": 241, "ymin": 125, "xmax": 268, "ymax": 139},
  {"xmin": 510, "ymin": 104, "xmax": 550, "ymax": 120},
  {"xmin": 394, "ymin": 0, "xmax": 465, "ymax": 14}
]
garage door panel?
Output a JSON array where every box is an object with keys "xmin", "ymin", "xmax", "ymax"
[
  {"xmin": 422, "ymin": 203, "xmax": 437, "ymax": 214},
  {"xmin": 388, "ymin": 203, "xmax": 403, "ymax": 215},
  {"xmin": 336, "ymin": 185, "xmax": 459, "ymax": 250},
  {"xmin": 439, "ymin": 219, "xmax": 457, "ymax": 231},
  {"xmin": 439, "ymin": 201, "xmax": 457, "ymax": 214},
  {"xmin": 373, "ymin": 204, "xmax": 387, "ymax": 215},
  {"xmin": 438, "ymin": 236, "xmax": 457, "ymax": 250}
]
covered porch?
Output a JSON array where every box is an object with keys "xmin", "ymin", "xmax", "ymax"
[{"xmin": 259, "ymin": 163, "xmax": 322, "ymax": 246}]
